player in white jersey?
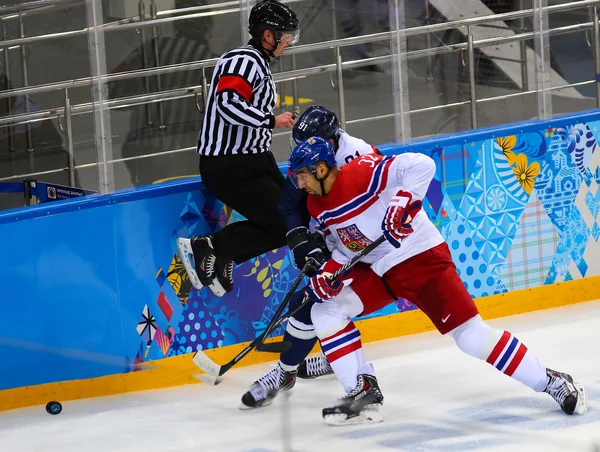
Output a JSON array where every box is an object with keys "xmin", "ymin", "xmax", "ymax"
[
  {"xmin": 240, "ymin": 106, "xmax": 382, "ymax": 409},
  {"xmin": 287, "ymin": 137, "xmax": 587, "ymax": 426}
]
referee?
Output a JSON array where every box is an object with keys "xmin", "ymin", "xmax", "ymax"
[{"xmin": 181, "ymin": 0, "xmax": 299, "ymax": 296}]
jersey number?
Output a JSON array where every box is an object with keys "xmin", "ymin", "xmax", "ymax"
[
  {"xmin": 357, "ymin": 154, "xmax": 379, "ymax": 168},
  {"xmin": 344, "ymin": 150, "xmax": 361, "ymax": 164}
]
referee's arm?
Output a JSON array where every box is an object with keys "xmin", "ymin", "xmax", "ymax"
[{"xmin": 214, "ymin": 55, "xmax": 275, "ymax": 129}]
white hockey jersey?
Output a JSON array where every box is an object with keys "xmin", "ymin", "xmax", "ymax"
[
  {"xmin": 334, "ymin": 129, "xmax": 379, "ymax": 167},
  {"xmin": 307, "ymin": 152, "xmax": 444, "ymax": 276}
]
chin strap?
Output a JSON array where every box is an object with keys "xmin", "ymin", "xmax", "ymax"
[{"xmin": 315, "ymin": 167, "xmax": 332, "ymax": 197}]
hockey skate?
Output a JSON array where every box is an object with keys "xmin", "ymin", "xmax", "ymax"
[
  {"xmin": 298, "ymin": 354, "xmax": 334, "ymax": 379},
  {"xmin": 322, "ymin": 374, "xmax": 384, "ymax": 426},
  {"xmin": 543, "ymin": 368, "xmax": 587, "ymax": 415},
  {"xmin": 176, "ymin": 236, "xmax": 226, "ymax": 297},
  {"xmin": 240, "ymin": 364, "xmax": 297, "ymax": 409},
  {"xmin": 214, "ymin": 256, "xmax": 235, "ymax": 294}
]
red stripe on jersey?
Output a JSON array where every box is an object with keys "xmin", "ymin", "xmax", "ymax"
[
  {"xmin": 322, "ymin": 322, "xmax": 355, "ymax": 343},
  {"xmin": 504, "ymin": 344, "xmax": 528, "ymax": 376},
  {"xmin": 372, "ymin": 146, "xmax": 381, "ymax": 155},
  {"xmin": 308, "ymin": 155, "xmax": 386, "ymax": 220},
  {"xmin": 217, "ymin": 75, "xmax": 253, "ymax": 102},
  {"xmin": 324, "ymin": 157, "xmax": 394, "ymax": 227},
  {"xmin": 326, "ymin": 338, "xmax": 362, "ymax": 362},
  {"xmin": 486, "ymin": 331, "xmax": 511, "ymax": 365}
]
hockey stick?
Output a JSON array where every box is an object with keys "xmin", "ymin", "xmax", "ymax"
[
  {"xmin": 255, "ymin": 234, "xmax": 388, "ymax": 352},
  {"xmin": 192, "ymin": 261, "xmax": 313, "ymax": 379},
  {"xmin": 193, "ymin": 235, "xmax": 388, "ymax": 380}
]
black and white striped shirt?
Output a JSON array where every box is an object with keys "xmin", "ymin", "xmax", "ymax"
[{"xmin": 197, "ymin": 41, "xmax": 277, "ymax": 157}]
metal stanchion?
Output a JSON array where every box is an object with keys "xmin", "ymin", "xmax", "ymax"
[
  {"xmin": 64, "ymin": 88, "xmax": 75, "ymax": 186},
  {"xmin": 2, "ymin": 19, "xmax": 13, "ymax": 153},
  {"xmin": 467, "ymin": 26, "xmax": 478, "ymax": 129},
  {"xmin": 292, "ymin": 53, "xmax": 299, "ymax": 112},
  {"xmin": 519, "ymin": 0, "xmax": 529, "ymax": 92},
  {"xmin": 425, "ymin": 0, "xmax": 433, "ymax": 81},
  {"xmin": 278, "ymin": 58, "xmax": 287, "ymax": 110},
  {"xmin": 594, "ymin": 6, "xmax": 600, "ymax": 107},
  {"xmin": 329, "ymin": 0, "xmax": 338, "ymax": 89},
  {"xmin": 18, "ymin": 12, "xmax": 33, "ymax": 152},
  {"xmin": 138, "ymin": 0, "xmax": 153, "ymax": 126},
  {"xmin": 335, "ymin": 49, "xmax": 346, "ymax": 128},
  {"xmin": 150, "ymin": 0, "xmax": 165, "ymax": 128}
]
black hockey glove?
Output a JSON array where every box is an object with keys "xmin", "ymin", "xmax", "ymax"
[{"xmin": 286, "ymin": 227, "xmax": 329, "ymax": 277}]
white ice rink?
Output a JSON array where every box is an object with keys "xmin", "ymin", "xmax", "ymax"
[{"xmin": 2, "ymin": 300, "xmax": 600, "ymax": 452}]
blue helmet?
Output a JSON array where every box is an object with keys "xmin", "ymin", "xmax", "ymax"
[
  {"xmin": 291, "ymin": 106, "xmax": 340, "ymax": 148},
  {"xmin": 288, "ymin": 137, "xmax": 337, "ymax": 189}
]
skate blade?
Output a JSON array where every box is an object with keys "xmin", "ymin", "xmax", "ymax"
[
  {"xmin": 239, "ymin": 397, "xmax": 275, "ymax": 411},
  {"xmin": 323, "ymin": 406, "xmax": 383, "ymax": 426},
  {"xmin": 574, "ymin": 382, "xmax": 587, "ymax": 415},
  {"xmin": 176, "ymin": 238, "xmax": 204, "ymax": 290},
  {"xmin": 207, "ymin": 278, "xmax": 227, "ymax": 297}
]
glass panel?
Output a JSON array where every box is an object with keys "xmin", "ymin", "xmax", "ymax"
[
  {"xmin": 0, "ymin": 0, "xmax": 97, "ymax": 210},
  {"xmin": 102, "ymin": 0, "xmax": 241, "ymax": 188},
  {"xmin": 406, "ymin": 0, "xmax": 535, "ymax": 137},
  {"xmin": 271, "ymin": 0, "xmax": 394, "ymax": 161},
  {"xmin": 548, "ymin": 3, "xmax": 598, "ymax": 116}
]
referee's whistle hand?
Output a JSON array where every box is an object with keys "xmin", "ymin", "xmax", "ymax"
[{"xmin": 274, "ymin": 112, "xmax": 297, "ymax": 129}]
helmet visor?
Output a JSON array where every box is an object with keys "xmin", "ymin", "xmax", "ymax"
[
  {"xmin": 280, "ymin": 28, "xmax": 300, "ymax": 46},
  {"xmin": 288, "ymin": 168, "xmax": 311, "ymax": 189}
]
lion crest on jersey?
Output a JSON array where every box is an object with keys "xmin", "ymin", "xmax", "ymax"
[{"xmin": 336, "ymin": 224, "xmax": 373, "ymax": 252}]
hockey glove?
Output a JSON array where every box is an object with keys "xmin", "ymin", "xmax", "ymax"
[
  {"xmin": 305, "ymin": 260, "xmax": 353, "ymax": 303},
  {"xmin": 286, "ymin": 226, "xmax": 328, "ymax": 276},
  {"xmin": 381, "ymin": 190, "xmax": 423, "ymax": 248}
]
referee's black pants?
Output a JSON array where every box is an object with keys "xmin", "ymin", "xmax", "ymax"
[{"xmin": 199, "ymin": 152, "xmax": 287, "ymax": 264}]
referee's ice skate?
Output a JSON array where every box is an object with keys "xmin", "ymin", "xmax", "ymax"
[
  {"xmin": 176, "ymin": 236, "xmax": 233, "ymax": 297},
  {"xmin": 322, "ymin": 374, "xmax": 384, "ymax": 426}
]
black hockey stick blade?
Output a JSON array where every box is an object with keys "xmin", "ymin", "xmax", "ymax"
[{"xmin": 255, "ymin": 341, "xmax": 291, "ymax": 353}]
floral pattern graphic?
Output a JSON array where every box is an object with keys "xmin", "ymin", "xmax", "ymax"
[
  {"xmin": 496, "ymin": 136, "xmax": 517, "ymax": 165},
  {"xmin": 511, "ymin": 154, "xmax": 540, "ymax": 194}
]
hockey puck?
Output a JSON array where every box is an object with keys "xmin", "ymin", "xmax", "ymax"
[{"xmin": 45, "ymin": 401, "xmax": 62, "ymax": 415}]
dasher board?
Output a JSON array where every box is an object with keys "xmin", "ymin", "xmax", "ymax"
[{"xmin": 429, "ymin": 0, "xmax": 584, "ymax": 98}]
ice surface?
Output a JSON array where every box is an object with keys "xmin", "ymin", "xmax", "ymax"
[{"xmin": 2, "ymin": 300, "xmax": 600, "ymax": 452}]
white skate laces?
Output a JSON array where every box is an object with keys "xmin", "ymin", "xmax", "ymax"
[
  {"xmin": 250, "ymin": 365, "xmax": 287, "ymax": 401},
  {"xmin": 305, "ymin": 355, "xmax": 333, "ymax": 378},
  {"xmin": 223, "ymin": 260, "xmax": 234, "ymax": 284},
  {"xmin": 543, "ymin": 368, "xmax": 587, "ymax": 415},
  {"xmin": 196, "ymin": 237, "xmax": 216, "ymax": 279}
]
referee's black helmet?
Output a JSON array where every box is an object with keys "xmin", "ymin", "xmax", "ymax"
[{"xmin": 249, "ymin": 0, "xmax": 299, "ymax": 45}]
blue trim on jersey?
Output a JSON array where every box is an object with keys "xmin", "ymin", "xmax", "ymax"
[
  {"xmin": 496, "ymin": 337, "xmax": 519, "ymax": 370},
  {"xmin": 319, "ymin": 156, "xmax": 391, "ymax": 225},
  {"xmin": 321, "ymin": 329, "xmax": 360, "ymax": 353}
]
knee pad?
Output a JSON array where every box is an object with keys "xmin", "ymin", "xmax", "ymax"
[
  {"xmin": 448, "ymin": 314, "xmax": 500, "ymax": 359},
  {"xmin": 311, "ymin": 286, "xmax": 364, "ymax": 338}
]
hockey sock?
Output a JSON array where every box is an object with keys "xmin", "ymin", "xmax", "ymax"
[
  {"xmin": 320, "ymin": 321, "xmax": 374, "ymax": 392},
  {"xmin": 279, "ymin": 292, "xmax": 318, "ymax": 372},
  {"xmin": 449, "ymin": 315, "xmax": 548, "ymax": 392},
  {"xmin": 279, "ymin": 330, "xmax": 318, "ymax": 372}
]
